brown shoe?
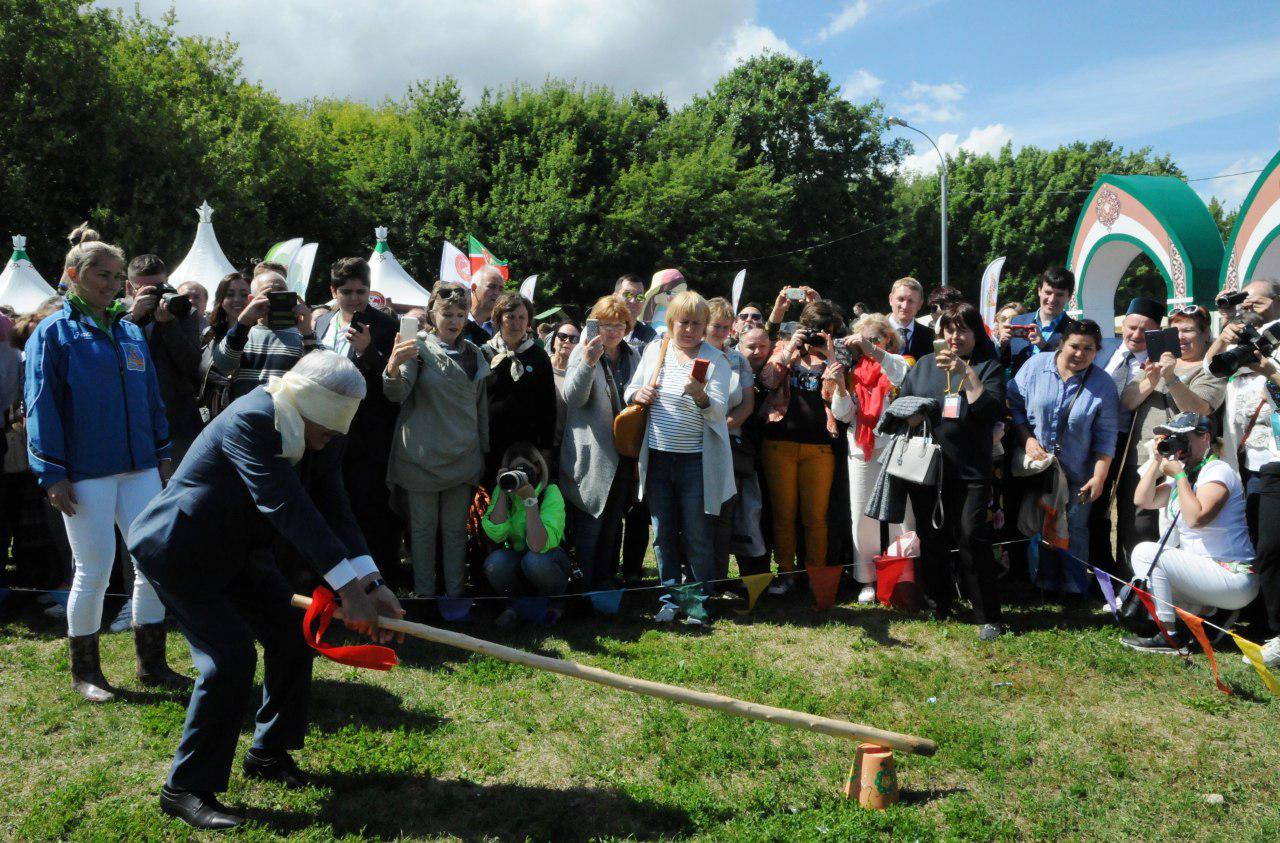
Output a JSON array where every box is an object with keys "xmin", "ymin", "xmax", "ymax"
[
  {"xmin": 69, "ymin": 634, "xmax": 115, "ymax": 703},
  {"xmin": 134, "ymin": 622, "xmax": 193, "ymax": 690}
]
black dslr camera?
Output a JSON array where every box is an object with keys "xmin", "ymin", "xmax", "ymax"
[
  {"xmin": 497, "ymin": 469, "xmax": 531, "ymax": 492},
  {"xmin": 1207, "ymin": 321, "xmax": 1280, "ymax": 377},
  {"xmin": 1155, "ymin": 432, "xmax": 1190, "ymax": 461},
  {"xmin": 153, "ymin": 284, "xmax": 193, "ymax": 320}
]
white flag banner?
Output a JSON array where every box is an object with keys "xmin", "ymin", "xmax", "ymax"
[
  {"xmin": 440, "ymin": 240, "xmax": 471, "ymax": 285},
  {"xmin": 979, "ymin": 256, "xmax": 1006, "ymax": 328},
  {"xmin": 731, "ymin": 269, "xmax": 746, "ymax": 314},
  {"xmin": 519, "ymin": 274, "xmax": 538, "ymax": 301}
]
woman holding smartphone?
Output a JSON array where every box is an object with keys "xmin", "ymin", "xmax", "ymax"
[{"xmin": 625, "ymin": 291, "xmax": 733, "ymax": 624}]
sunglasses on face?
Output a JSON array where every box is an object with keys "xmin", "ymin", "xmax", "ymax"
[
  {"xmin": 1169, "ymin": 305, "xmax": 1204, "ymax": 317},
  {"xmin": 618, "ymin": 292, "xmax": 643, "ymax": 302},
  {"xmin": 554, "ymin": 332, "xmax": 580, "ymax": 343},
  {"xmin": 737, "ymin": 312, "xmax": 763, "ymax": 322}
]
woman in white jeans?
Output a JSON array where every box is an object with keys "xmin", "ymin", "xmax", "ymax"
[
  {"xmin": 1126, "ymin": 412, "xmax": 1258, "ymax": 653},
  {"xmin": 827, "ymin": 313, "xmax": 913, "ymax": 603},
  {"xmin": 23, "ymin": 224, "xmax": 188, "ymax": 701}
]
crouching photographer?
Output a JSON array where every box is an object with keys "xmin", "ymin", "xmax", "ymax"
[
  {"xmin": 482, "ymin": 442, "xmax": 571, "ymax": 625},
  {"xmin": 1126, "ymin": 413, "xmax": 1258, "ymax": 654},
  {"xmin": 1204, "ymin": 278, "xmax": 1280, "ymax": 667}
]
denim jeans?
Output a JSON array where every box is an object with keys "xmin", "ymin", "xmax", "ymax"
[
  {"xmin": 645, "ymin": 450, "xmax": 715, "ymax": 604},
  {"xmin": 483, "ymin": 547, "xmax": 571, "ymax": 596}
]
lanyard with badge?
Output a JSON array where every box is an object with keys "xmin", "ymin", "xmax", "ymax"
[
  {"xmin": 1167, "ymin": 451, "xmax": 1217, "ymax": 520},
  {"xmin": 942, "ymin": 370, "xmax": 962, "ymax": 419}
]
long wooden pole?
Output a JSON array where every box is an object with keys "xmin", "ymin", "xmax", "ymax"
[{"xmin": 292, "ymin": 594, "xmax": 937, "ymax": 757}]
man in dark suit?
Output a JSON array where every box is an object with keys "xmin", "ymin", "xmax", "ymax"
[
  {"xmin": 129, "ymin": 351, "xmax": 404, "ymax": 830},
  {"xmin": 1008, "ymin": 267, "xmax": 1076, "ymax": 374},
  {"xmin": 887, "ymin": 276, "xmax": 935, "ymax": 362},
  {"xmin": 1089, "ymin": 297, "xmax": 1162, "ymax": 574},
  {"xmin": 313, "ymin": 258, "xmax": 404, "ymax": 584}
]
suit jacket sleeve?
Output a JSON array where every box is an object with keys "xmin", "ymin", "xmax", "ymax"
[{"xmin": 220, "ymin": 408, "xmax": 360, "ymax": 579}]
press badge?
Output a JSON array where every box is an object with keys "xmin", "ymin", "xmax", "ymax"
[
  {"xmin": 942, "ymin": 393, "xmax": 961, "ymax": 419},
  {"xmin": 122, "ymin": 343, "xmax": 146, "ymax": 372}
]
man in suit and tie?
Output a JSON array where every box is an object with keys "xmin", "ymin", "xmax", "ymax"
[
  {"xmin": 313, "ymin": 258, "xmax": 404, "ymax": 584},
  {"xmin": 887, "ymin": 276, "xmax": 935, "ymax": 362},
  {"xmin": 1089, "ymin": 296, "xmax": 1163, "ymax": 574},
  {"xmin": 129, "ymin": 350, "xmax": 405, "ymax": 830},
  {"xmin": 1008, "ymin": 267, "xmax": 1077, "ymax": 374}
]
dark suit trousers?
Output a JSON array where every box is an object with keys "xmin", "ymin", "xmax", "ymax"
[
  {"xmin": 1253, "ymin": 464, "xmax": 1280, "ymax": 633},
  {"xmin": 151, "ymin": 557, "xmax": 314, "ymax": 793},
  {"xmin": 906, "ymin": 478, "xmax": 1002, "ymax": 624}
]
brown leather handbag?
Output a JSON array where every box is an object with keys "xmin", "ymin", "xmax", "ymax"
[{"xmin": 613, "ymin": 336, "xmax": 669, "ymax": 458}]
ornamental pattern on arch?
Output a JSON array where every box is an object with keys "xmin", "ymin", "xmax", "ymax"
[
  {"xmin": 1224, "ymin": 250, "xmax": 1239, "ymax": 292},
  {"xmin": 1169, "ymin": 241, "xmax": 1186, "ymax": 299},
  {"xmin": 1096, "ymin": 188, "xmax": 1121, "ymax": 231}
]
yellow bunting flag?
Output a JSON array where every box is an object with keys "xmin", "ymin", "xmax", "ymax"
[
  {"xmin": 741, "ymin": 573, "xmax": 773, "ymax": 612},
  {"xmin": 1174, "ymin": 608, "xmax": 1230, "ymax": 695},
  {"xmin": 1230, "ymin": 633, "xmax": 1280, "ymax": 697},
  {"xmin": 806, "ymin": 564, "xmax": 842, "ymax": 611}
]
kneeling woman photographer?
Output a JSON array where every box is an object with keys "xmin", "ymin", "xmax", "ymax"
[
  {"xmin": 482, "ymin": 442, "xmax": 570, "ymax": 625},
  {"xmin": 1127, "ymin": 412, "xmax": 1258, "ymax": 653}
]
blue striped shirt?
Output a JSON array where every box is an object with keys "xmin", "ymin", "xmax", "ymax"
[{"xmin": 647, "ymin": 346, "xmax": 703, "ymax": 453}]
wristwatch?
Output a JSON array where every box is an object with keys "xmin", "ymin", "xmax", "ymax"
[
  {"xmin": 522, "ymin": 496, "xmax": 538, "ymax": 508},
  {"xmin": 362, "ymin": 577, "xmax": 385, "ymax": 595}
]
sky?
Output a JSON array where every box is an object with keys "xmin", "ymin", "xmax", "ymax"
[{"xmin": 99, "ymin": 0, "xmax": 1280, "ymax": 210}]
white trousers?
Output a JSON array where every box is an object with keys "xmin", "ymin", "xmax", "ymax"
[
  {"xmin": 1130, "ymin": 542, "xmax": 1258, "ymax": 624},
  {"xmin": 63, "ymin": 469, "xmax": 165, "ymax": 636},
  {"xmin": 848, "ymin": 446, "xmax": 913, "ymax": 584}
]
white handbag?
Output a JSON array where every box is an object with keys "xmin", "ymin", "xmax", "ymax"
[{"xmin": 882, "ymin": 420, "xmax": 942, "ymax": 486}]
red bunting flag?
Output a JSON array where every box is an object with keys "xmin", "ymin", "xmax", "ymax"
[
  {"xmin": 1132, "ymin": 586, "xmax": 1183, "ymax": 653},
  {"xmin": 806, "ymin": 564, "xmax": 842, "ymax": 611},
  {"xmin": 1174, "ymin": 608, "xmax": 1231, "ymax": 695},
  {"xmin": 302, "ymin": 586, "xmax": 399, "ymax": 671}
]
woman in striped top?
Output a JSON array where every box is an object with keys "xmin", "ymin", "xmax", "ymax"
[{"xmin": 625, "ymin": 291, "xmax": 734, "ymax": 624}]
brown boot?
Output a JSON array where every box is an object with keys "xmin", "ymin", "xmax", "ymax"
[
  {"xmin": 134, "ymin": 622, "xmax": 193, "ymax": 690},
  {"xmin": 69, "ymin": 634, "xmax": 115, "ymax": 703}
]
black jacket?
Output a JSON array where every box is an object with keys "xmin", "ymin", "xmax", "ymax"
[
  {"xmin": 130, "ymin": 311, "xmax": 204, "ymax": 442},
  {"xmin": 900, "ymin": 320, "xmax": 936, "ymax": 361},
  {"xmin": 899, "ymin": 351, "xmax": 1006, "ymax": 482},
  {"xmin": 312, "ymin": 306, "xmax": 399, "ymax": 465}
]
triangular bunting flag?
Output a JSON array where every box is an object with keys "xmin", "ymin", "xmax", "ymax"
[
  {"xmin": 1094, "ymin": 568, "xmax": 1119, "ymax": 618},
  {"xmin": 669, "ymin": 584, "xmax": 709, "ymax": 622},
  {"xmin": 1230, "ymin": 633, "xmax": 1280, "ymax": 697},
  {"xmin": 468, "ymin": 235, "xmax": 509, "ymax": 280},
  {"xmin": 1174, "ymin": 608, "xmax": 1231, "ymax": 695},
  {"xmin": 1132, "ymin": 587, "xmax": 1182, "ymax": 653},
  {"xmin": 741, "ymin": 573, "xmax": 773, "ymax": 612},
  {"xmin": 806, "ymin": 564, "xmax": 842, "ymax": 611},
  {"xmin": 438, "ymin": 597, "xmax": 474, "ymax": 622},
  {"xmin": 589, "ymin": 589, "xmax": 624, "ymax": 615},
  {"xmin": 512, "ymin": 596, "xmax": 553, "ymax": 625}
]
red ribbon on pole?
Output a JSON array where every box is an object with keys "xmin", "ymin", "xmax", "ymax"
[{"xmin": 302, "ymin": 586, "xmax": 398, "ymax": 671}]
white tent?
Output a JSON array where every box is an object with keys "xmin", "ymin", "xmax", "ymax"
[
  {"xmin": 169, "ymin": 201, "xmax": 237, "ymax": 300},
  {"xmin": 368, "ymin": 227, "xmax": 429, "ymax": 307},
  {"xmin": 0, "ymin": 235, "xmax": 56, "ymax": 314}
]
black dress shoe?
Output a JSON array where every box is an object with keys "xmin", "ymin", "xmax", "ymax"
[
  {"xmin": 159, "ymin": 785, "xmax": 244, "ymax": 830},
  {"xmin": 243, "ymin": 748, "xmax": 316, "ymax": 789}
]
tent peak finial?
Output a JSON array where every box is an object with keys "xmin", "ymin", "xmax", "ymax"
[
  {"xmin": 375, "ymin": 226, "xmax": 388, "ymax": 242},
  {"xmin": 12, "ymin": 235, "xmax": 25, "ymax": 250},
  {"xmin": 197, "ymin": 201, "xmax": 214, "ymax": 223}
]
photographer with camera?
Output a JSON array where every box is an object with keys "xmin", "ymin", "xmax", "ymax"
[
  {"xmin": 1212, "ymin": 278, "xmax": 1280, "ymax": 667},
  {"xmin": 125, "ymin": 255, "xmax": 204, "ymax": 463},
  {"xmin": 482, "ymin": 442, "xmax": 570, "ymax": 625},
  {"xmin": 1125, "ymin": 413, "xmax": 1257, "ymax": 653},
  {"xmin": 211, "ymin": 262, "xmax": 317, "ymax": 400}
]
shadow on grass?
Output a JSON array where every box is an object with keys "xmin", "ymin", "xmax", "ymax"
[
  {"xmin": 899, "ymin": 785, "xmax": 966, "ymax": 805},
  {"xmin": 306, "ymin": 679, "xmax": 448, "ymax": 735},
  {"xmin": 259, "ymin": 772, "xmax": 694, "ymax": 841}
]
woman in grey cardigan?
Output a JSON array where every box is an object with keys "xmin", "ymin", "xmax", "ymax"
[
  {"xmin": 384, "ymin": 284, "xmax": 489, "ymax": 597},
  {"xmin": 560, "ymin": 296, "xmax": 639, "ymax": 588}
]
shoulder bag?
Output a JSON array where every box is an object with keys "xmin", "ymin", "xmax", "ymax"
[
  {"xmin": 613, "ymin": 336, "xmax": 669, "ymax": 458},
  {"xmin": 882, "ymin": 417, "xmax": 941, "ymax": 485}
]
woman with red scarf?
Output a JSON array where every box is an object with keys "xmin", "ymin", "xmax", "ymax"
[{"xmin": 826, "ymin": 313, "xmax": 913, "ymax": 603}]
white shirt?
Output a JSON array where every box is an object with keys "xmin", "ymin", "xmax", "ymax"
[
  {"xmin": 1103, "ymin": 342, "xmax": 1146, "ymax": 394},
  {"xmin": 1166, "ymin": 461, "xmax": 1254, "ymax": 562},
  {"xmin": 888, "ymin": 316, "xmax": 916, "ymax": 348}
]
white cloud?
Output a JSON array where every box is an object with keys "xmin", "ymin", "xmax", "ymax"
[
  {"xmin": 895, "ymin": 80, "xmax": 966, "ymax": 123},
  {"xmin": 95, "ymin": 0, "xmax": 790, "ymax": 106},
  {"xmin": 841, "ymin": 68, "xmax": 884, "ymax": 100},
  {"xmin": 816, "ymin": 0, "xmax": 870, "ymax": 42},
  {"xmin": 1191, "ymin": 155, "xmax": 1268, "ymax": 212},
  {"xmin": 900, "ymin": 123, "xmax": 1013, "ymax": 176}
]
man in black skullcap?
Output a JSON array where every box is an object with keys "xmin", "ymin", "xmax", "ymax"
[{"xmin": 1089, "ymin": 296, "xmax": 1164, "ymax": 574}]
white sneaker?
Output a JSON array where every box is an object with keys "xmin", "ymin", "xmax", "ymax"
[
  {"xmin": 857, "ymin": 586, "xmax": 876, "ymax": 605},
  {"xmin": 654, "ymin": 604, "xmax": 678, "ymax": 623},
  {"xmin": 683, "ymin": 615, "xmax": 704, "ymax": 627},
  {"xmin": 766, "ymin": 579, "xmax": 792, "ymax": 596},
  {"xmin": 108, "ymin": 599, "xmax": 134, "ymax": 633},
  {"xmin": 1244, "ymin": 635, "xmax": 1280, "ymax": 667}
]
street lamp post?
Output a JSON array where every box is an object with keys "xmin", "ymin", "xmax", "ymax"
[{"xmin": 887, "ymin": 116, "xmax": 948, "ymax": 288}]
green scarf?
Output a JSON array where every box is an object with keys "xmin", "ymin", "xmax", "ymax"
[{"xmin": 68, "ymin": 293, "xmax": 127, "ymax": 337}]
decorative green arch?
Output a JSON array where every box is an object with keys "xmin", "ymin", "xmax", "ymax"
[
  {"xmin": 1220, "ymin": 148, "xmax": 1280, "ymax": 292},
  {"xmin": 1066, "ymin": 175, "xmax": 1224, "ymax": 324}
]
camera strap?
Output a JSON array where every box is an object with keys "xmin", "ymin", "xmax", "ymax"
[{"xmin": 1051, "ymin": 376, "xmax": 1087, "ymax": 457}]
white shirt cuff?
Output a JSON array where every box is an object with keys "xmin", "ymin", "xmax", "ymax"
[
  {"xmin": 349, "ymin": 555, "xmax": 379, "ymax": 579},
  {"xmin": 323, "ymin": 560, "xmax": 358, "ymax": 591}
]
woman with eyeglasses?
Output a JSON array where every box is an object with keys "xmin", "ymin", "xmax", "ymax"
[
  {"xmin": 1120, "ymin": 305, "xmax": 1226, "ymax": 559},
  {"xmin": 561, "ymin": 296, "xmax": 640, "ymax": 588},
  {"xmin": 548, "ymin": 319, "xmax": 580, "ymax": 455}
]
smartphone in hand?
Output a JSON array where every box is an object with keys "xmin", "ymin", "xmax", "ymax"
[
  {"xmin": 398, "ymin": 315, "xmax": 419, "ymax": 342},
  {"xmin": 690, "ymin": 358, "xmax": 709, "ymax": 383},
  {"xmin": 583, "ymin": 318, "xmax": 599, "ymax": 343},
  {"xmin": 786, "ymin": 287, "xmax": 807, "ymax": 301},
  {"xmin": 933, "ymin": 338, "xmax": 949, "ymax": 356},
  {"xmin": 267, "ymin": 291, "xmax": 299, "ymax": 331}
]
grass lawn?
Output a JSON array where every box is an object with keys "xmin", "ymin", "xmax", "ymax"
[{"xmin": 1, "ymin": 578, "xmax": 1277, "ymax": 841}]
